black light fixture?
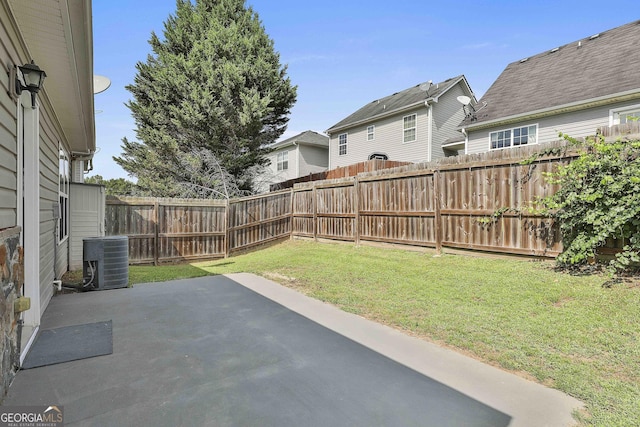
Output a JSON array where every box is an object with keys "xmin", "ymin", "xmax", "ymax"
[{"xmin": 14, "ymin": 60, "xmax": 47, "ymax": 108}]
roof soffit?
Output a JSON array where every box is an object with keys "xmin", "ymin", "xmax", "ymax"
[{"xmin": 8, "ymin": 0, "xmax": 95, "ymax": 154}]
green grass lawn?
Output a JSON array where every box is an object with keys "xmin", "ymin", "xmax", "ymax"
[{"xmin": 130, "ymin": 240, "xmax": 640, "ymax": 427}]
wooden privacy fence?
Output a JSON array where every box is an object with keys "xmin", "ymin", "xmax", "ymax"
[
  {"xmin": 106, "ymin": 141, "xmax": 581, "ymax": 264},
  {"xmin": 270, "ymin": 159, "xmax": 412, "ymax": 191},
  {"xmin": 105, "ymin": 191, "xmax": 291, "ymax": 264},
  {"xmin": 292, "ymin": 141, "xmax": 577, "ymax": 257}
]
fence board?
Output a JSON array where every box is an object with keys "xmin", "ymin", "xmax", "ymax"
[
  {"xmin": 227, "ymin": 190, "xmax": 292, "ymax": 254},
  {"xmin": 106, "ymin": 193, "xmax": 290, "ymax": 263},
  {"xmin": 105, "ymin": 140, "xmax": 609, "ymax": 264},
  {"xmin": 289, "ymin": 140, "xmax": 575, "ymax": 256}
]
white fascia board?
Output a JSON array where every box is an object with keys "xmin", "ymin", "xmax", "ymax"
[
  {"xmin": 463, "ymin": 89, "xmax": 640, "ymax": 132},
  {"xmin": 326, "ymin": 99, "xmax": 433, "ymax": 135}
]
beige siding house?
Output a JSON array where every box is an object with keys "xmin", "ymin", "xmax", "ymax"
[
  {"xmin": 0, "ymin": 0, "xmax": 96, "ymax": 394},
  {"xmin": 326, "ymin": 76, "xmax": 476, "ymax": 168},
  {"xmin": 460, "ymin": 20, "xmax": 640, "ymax": 153},
  {"xmin": 259, "ymin": 130, "xmax": 329, "ymax": 192}
]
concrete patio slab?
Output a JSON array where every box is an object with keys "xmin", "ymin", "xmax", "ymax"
[{"xmin": 1, "ymin": 274, "xmax": 582, "ymax": 426}]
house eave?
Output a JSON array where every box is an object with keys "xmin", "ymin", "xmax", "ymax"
[
  {"xmin": 326, "ymin": 99, "xmax": 432, "ymax": 136},
  {"xmin": 442, "ymin": 141, "xmax": 465, "ymax": 151},
  {"xmin": 461, "ymin": 89, "xmax": 640, "ymax": 132},
  {"xmin": 327, "ymin": 75, "xmax": 475, "ymax": 136},
  {"xmin": 8, "ymin": 0, "xmax": 95, "ymax": 155}
]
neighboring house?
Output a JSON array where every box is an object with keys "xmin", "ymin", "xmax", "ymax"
[
  {"xmin": 460, "ymin": 20, "xmax": 640, "ymax": 153},
  {"xmin": 259, "ymin": 130, "xmax": 329, "ymax": 192},
  {"xmin": 325, "ymin": 75, "xmax": 476, "ymax": 168},
  {"xmin": 0, "ymin": 0, "xmax": 96, "ymax": 393}
]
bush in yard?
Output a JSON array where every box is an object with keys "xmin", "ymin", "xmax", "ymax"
[{"xmin": 543, "ymin": 133, "xmax": 640, "ymax": 273}]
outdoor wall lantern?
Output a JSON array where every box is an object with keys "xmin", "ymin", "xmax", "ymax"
[{"xmin": 12, "ymin": 60, "xmax": 47, "ymax": 108}]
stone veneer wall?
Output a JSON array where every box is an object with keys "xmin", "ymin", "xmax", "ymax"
[{"xmin": 0, "ymin": 227, "xmax": 22, "ymax": 399}]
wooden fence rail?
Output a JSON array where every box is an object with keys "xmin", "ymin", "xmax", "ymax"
[
  {"xmin": 106, "ymin": 191, "xmax": 292, "ymax": 264},
  {"xmin": 106, "ymin": 141, "xmax": 585, "ymax": 264},
  {"xmin": 291, "ymin": 140, "xmax": 577, "ymax": 257}
]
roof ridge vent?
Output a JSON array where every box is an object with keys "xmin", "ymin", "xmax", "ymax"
[
  {"xmin": 589, "ymin": 33, "xmax": 600, "ymax": 40},
  {"xmin": 550, "ymin": 47, "xmax": 559, "ymax": 53},
  {"xmin": 520, "ymin": 57, "xmax": 529, "ymax": 63}
]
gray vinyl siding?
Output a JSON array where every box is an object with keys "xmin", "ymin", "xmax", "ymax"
[
  {"xmin": 0, "ymin": 5, "xmax": 59, "ymax": 315},
  {"xmin": 0, "ymin": 4, "xmax": 58, "ymax": 314},
  {"xmin": 39, "ymin": 105, "xmax": 65, "ymax": 315},
  {"xmin": 466, "ymin": 99, "xmax": 640, "ymax": 154},
  {"xmin": 299, "ymin": 145, "xmax": 328, "ymax": 175},
  {"xmin": 330, "ymin": 107, "xmax": 430, "ymax": 168},
  {"xmin": 259, "ymin": 144, "xmax": 329, "ymax": 192},
  {"xmin": 272, "ymin": 146, "xmax": 297, "ymax": 181},
  {"xmin": 259, "ymin": 145, "xmax": 297, "ymax": 192},
  {"xmin": 0, "ymin": 10, "xmax": 20, "ymax": 229},
  {"xmin": 431, "ymin": 85, "xmax": 468, "ymax": 160}
]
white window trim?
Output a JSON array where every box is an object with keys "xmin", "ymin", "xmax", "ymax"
[
  {"xmin": 403, "ymin": 114, "xmax": 417, "ymax": 144},
  {"xmin": 338, "ymin": 133, "xmax": 348, "ymax": 156},
  {"xmin": 489, "ymin": 123, "xmax": 538, "ymax": 150},
  {"xmin": 58, "ymin": 145, "xmax": 70, "ymax": 244},
  {"xmin": 367, "ymin": 125, "xmax": 375, "ymax": 141},
  {"xmin": 276, "ymin": 150, "xmax": 289, "ymax": 171},
  {"xmin": 609, "ymin": 103, "xmax": 640, "ymax": 126}
]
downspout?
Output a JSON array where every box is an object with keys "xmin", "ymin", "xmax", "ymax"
[
  {"xmin": 425, "ymin": 100, "xmax": 434, "ymax": 162},
  {"xmin": 71, "ymin": 150, "xmax": 95, "ymax": 174},
  {"xmin": 461, "ymin": 128, "xmax": 468, "ymax": 155},
  {"xmin": 293, "ymin": 141, "xmax": 300, "ymax": 178},
  {"xmin": 326, "ymin": 132, "xmax": 332, "ymax": 170}
]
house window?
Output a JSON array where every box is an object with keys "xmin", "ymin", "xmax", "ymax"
[
  {"xmin": 403, "ymin": 114, "xmax": 416, "ymax": 143},
  {"xmin": 490, "ymin": 125, "xmax": 537, "ymax": 149},
  {"xmin": 367, "ymin": 125, "xmax": 375, "ymax": 141},
  {"xmin": 58, "ymin": 147, "xmax": 70, "ymax": 243},
  {"xmin": 338, "ymin": 133, "xmax": 347, "ymax": 156},
  {"xmin": 612, "ymin": 106, "xmax": 640, "ymax": 125},
  {"xmin": 277, "ymin": 151, "xmax": 289, "ymax": 171}
]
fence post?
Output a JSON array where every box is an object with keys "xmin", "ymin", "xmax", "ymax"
[
  {"xmin": 312, "ymin": 184, "xmax": 318, "ymax": 242},
  {"xmin": 224, "ymin": 198, "xmax": 230, "ymax": 258},
  {"xmin": 153, "ymin": 198, "xmax": 159, "ymax": 266},
  {"xmin": 289, "ymin": 188, "xmax": 294, "ymax": 240},
  {"xmin": 353, "ymin": 177, "xmax": 360, "ymax": 246},
  {"xmin": 433, "ymin": 170, "xmax": 443, "ymax": 255}
]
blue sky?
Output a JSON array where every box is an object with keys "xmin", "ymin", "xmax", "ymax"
[{"xmin": 91, "ymin": 0, "xmax": 632, "ymax": 179}]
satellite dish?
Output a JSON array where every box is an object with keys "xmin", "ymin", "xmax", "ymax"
[
  {"xmin": 93, "ymin": 75, "xmax": 111, "ymax": 94},
  {"xmin": 419, "ymin": 80, "xmax": 432, "ymax": 92},
  {"xmin": 457, "ymin": 95, "xmax": 471, "ymax": 106}
]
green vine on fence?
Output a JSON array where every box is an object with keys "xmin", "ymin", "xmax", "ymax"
[
  {"xmin": 541, "ymin": 133, "xmax": 640, "ymax": 273},
  {"xmin": 477, "ymin": 207, "xmax": 515, "ymax": 225},
  {"xmin": 478, "ymin": 132, "xmax": 640, "ymax": 275}
]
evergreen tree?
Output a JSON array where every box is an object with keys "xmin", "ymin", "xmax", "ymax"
[
  {"xmin": 114, "ymin": 0, "xmax": 296, "ymax": 197},
  {"xmin": 85, "ymin": 175, "xmax": 138, "ymax": 196}
]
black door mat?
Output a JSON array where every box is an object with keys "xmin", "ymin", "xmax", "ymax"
[{"xmin": 21, "ymin": 320, "xmax": 113, "ymax": 369}]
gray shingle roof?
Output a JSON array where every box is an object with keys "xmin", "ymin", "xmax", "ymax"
[
  {"xmin": 462, "ymin": 20, "xmax": 640, "ymax": 128},
  {"xmin": 270, "ymin": 130, "xmax": 329, "ymax": 149},
  {"xmin": 327, "ymin": 75, "xmax": 467, "ymax": 134}
]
